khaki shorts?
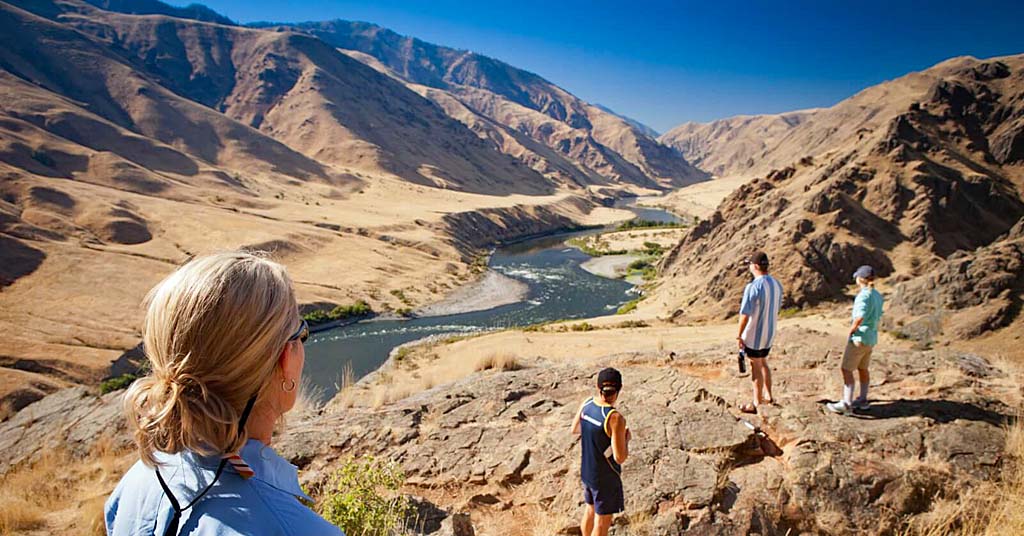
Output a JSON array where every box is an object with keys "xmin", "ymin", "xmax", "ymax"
[{"xmin": 841, "ymin": 340, "xmax": 873, "ymax": 370}]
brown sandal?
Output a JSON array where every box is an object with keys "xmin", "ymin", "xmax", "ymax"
[{"xmin": 740, "ymin": 403, "xmax": 758, "ymax": 414}]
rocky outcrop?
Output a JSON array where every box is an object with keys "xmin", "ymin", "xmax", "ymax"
[
  {"xmin": 437, "ymin": 196, "xmax": 595, "ymax": 255},
  {"xmin": 658, "ymin": 55, "xmax": 1024, "ymax": 332},
  {"xmin": 888, "ymin": 219, "xmax": 1024, "ymax": 339},
  {"xmin": 275, "ymin": 327, "xmax": 1014, "ymax": 534},
  {"xmin": 0, "ymin": 386, "xmax": 129, "ymax": 476},
  {"xmin": 0, "ymin": 325, "xmax": 1016, "ymax": 534}
]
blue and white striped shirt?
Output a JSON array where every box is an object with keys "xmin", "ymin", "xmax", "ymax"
[{"xmin": 739, "ymin": 274, "xmax": 784, "ymax": 350}]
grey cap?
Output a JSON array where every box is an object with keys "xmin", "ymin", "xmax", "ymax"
[{"xmin": 853, "ymin": 265, "xmax": 875, "ymax": 280}]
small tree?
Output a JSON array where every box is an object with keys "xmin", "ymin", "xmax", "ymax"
[{"xmin": 318, "ymin": 456, "xmax": 410, "ymax": 536}]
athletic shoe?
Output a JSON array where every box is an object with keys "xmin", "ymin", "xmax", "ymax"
[
  {"xmin": 851, "ymin": 398, "xmax": 870, "ymax": 411},
  {"xmin": 826, "ymin": 401, "xmax": 852, "ymax": 415}
]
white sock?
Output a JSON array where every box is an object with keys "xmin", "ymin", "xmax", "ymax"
[
  {"xmin": 842, "ymin": 385, "xmax": 854, "ymax": 405},
  {"xmin": 858, "ymin": 383, "xmax": 868, "ymax": 401}
]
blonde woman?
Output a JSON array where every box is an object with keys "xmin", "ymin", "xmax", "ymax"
[
  {"xmin": 105, "ymin": 252, "xmax": 344, "ymax": 536},
  {"xmin": 827, "ymin": 265, "xmax": 884, "ymax": 416}
]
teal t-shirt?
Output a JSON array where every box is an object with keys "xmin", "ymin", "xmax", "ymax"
[{"xmin": 850, "ymin": 287, "xmax": 884, "ymax": 346}]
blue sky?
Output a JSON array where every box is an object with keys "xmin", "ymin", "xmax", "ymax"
[{"xmin": 177, "ymin": 0, "xmax": 1024, "ymax": 133}]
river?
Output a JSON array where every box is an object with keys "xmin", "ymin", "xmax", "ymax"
[{"xmin": 302, "ymin": 200, "xmax": 680, "ymax": 402}]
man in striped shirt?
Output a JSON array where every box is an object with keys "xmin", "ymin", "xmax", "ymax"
[{"xmin": 736, "ymin": 251, "xmax": 784, "ymax": 414}]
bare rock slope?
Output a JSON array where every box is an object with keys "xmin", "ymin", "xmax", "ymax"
[
  {"xmin": 656, "ymin": 55, "xmax": 1024, "ymax": 337},
  {"xmin": 4, "ymin": 326, "xmax": 1014, "ymax": 535},
  {"xmin": 277, "ymin": 330, "xmax": 1015, "ymax": 534}
]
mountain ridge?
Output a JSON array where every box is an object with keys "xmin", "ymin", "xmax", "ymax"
[
  {"xmin": 652, "ymin": 54, "xmax": 1024, "ymax": 343},
  {"xmin": 252, "ymin": 18, "xmax": 708, "ymax": 190}
]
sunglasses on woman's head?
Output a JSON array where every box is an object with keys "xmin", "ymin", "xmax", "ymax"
[{"xmin": 288, "ymin": 318, "xmax": 309, "ymax": 344}]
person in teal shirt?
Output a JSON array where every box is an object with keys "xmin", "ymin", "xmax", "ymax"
[{"xmin": 827, "ymin": 265, "xmax": 884, "ymax": 416}]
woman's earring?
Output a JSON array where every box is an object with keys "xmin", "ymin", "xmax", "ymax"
[{"xmin": 282, "ymin": 378, "xmax": 296, "ymax": 392}]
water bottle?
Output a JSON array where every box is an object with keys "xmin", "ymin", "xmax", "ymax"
[{"xmin": 737, "ymin": 349, "xmax": 746, "ymax": 373}]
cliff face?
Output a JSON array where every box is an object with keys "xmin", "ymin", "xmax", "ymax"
[{"xmin": 655, "ymin": 55, "xmax": 1024, "ymax": 335}]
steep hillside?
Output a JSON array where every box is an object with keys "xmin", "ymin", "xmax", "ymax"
[
  {"xmin": 660, "ymin": 59, "xmax": 995, "ymax": 181},
  {"xmin": 14, "ymin": 0, "xmax": 552, "ymax": 195},
  {"xmin": 594, "ymin": 103, "xmax": 660, "ymax": 138},
  {"xmin": 654, "ymin": 55, "xmax": 1024, "ymax": 337},
  {"xmin": 252, "ymin": 20, "xmax": 708, "ymax": 190},
  {"xmin": 660, "ymin": 109, "xmax": 819, "ymax": 177},
  {"xmin": 83, "ymin": 0, "xmax": 233, "ymax": 24},
  {"xmin": 0, "ymin": 0, "xmax": 630, "ymax": 412}
]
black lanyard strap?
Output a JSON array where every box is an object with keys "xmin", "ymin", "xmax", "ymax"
[{"xmin": 154, "ymin": 394, "xmax": 258, "ymax": 536}]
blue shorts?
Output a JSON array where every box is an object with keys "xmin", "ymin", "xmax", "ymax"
[{"xmin": 583, "ymin": 481, "xmax": 624, "ymax": 515}]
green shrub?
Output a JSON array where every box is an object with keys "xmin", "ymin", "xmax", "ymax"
[
  {"xmin": 617, "ymin": 299, "xmax": 640, "ymax": 315},
  {"xmin": 393, "ymin": 347, "xmax": 412, "ymax": 362},
  {"xmin": 317, "ymin": 456, "xmax": 410, "ymax": 536},
  {"xmin": 303, "ymin": 301, "xmax": 374, "ymax": 325},
  {"xmin": 567, "ymin": 237, "xmax": 627, "ymax": 257},
  {"xmin": 330, "ymin": 300, "xmax": 372, "ymax": 320},
  {"xmin": 628, "ymin": 259, "xmax": 651, "ymax": 271},
  {"xmin": 641, "ymin": 241, "xmax": 665, "ymax": 255},
  {"xmin": 571, "ymin": 322, "xmax": 595, "ymax": 332},
  {"xmin": 99, "ymin": 373, "xmax": 138, "ymax": 394},
  {"xmin": 616, "ymin": 219, "xmax": 685, "ymax": 231},
  {"xmin": 616, "ymin": 320, "xmax": 648, "ymax": 328},
  {"xmin": 779, "ymin": 307, "xmax": 801, "ymax": 319},
  {"xmin": 389, "ymin": 289, "xmax": 413, "ymax": 306}
]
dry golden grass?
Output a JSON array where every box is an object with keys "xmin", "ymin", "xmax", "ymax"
[
  {"xmin": 0, "ymin": 437, "xmax": 131, "ymax": 536},
  {"xmin": 293, "ymin": 376, "xmax": 326, "ymax": 416},
  {"xmin": 904, "ymin": 417, "xmax": 1024, "ymax": 536},
  {"xmin": 474, "ymin": 352, "xmax": 523, "ymax": 372},
  {"xmin": 372, "ymin": 385, "xmax": 414, "ymax": 408}
]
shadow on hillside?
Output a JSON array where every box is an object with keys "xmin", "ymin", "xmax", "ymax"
[{"xmin": 849, "ymin": 398, "xmax": 1011, "ymax": 426}]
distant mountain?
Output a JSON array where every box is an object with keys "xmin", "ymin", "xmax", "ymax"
[
  {"xmin": 656, "ymin": 54, "xmax": 1024, "ymax": 339},
  {"xmin": 9, "ymin": 0, "xmax": 550, "ymax": 195},
  {"xmin": 83, "ymin": 0, "xmax": 234, "ymax": 25},
  {"xmin": 659, "ymin": 109, "xmax": 819, "ymax": 177},
  {"xmin": 0, "ymin": 0, "xmax": 599, "ymax": 408},
  {"xmin": 252, "ymin": 20, "xmax": 707, "ymax": 190},
  {"xmin": 593, "ymin": 104, "xmax": 660, "ymax": 138}
]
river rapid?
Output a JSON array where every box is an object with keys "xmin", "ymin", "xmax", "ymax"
[{"xmin": 302, "ymin": 200, "xmax": 680, "ymax": 402}]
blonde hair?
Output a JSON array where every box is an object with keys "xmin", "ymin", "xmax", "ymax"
[{"xmin": 124, "ymin": 252, "xmax": 299, "ymax": 466}]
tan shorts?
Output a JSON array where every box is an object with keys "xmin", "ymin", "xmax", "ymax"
[{"xmin": 841, "ymin": 340, "xmax": 873, "ymax": 370}]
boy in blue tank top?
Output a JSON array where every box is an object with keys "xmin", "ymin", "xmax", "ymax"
[{"xmin": 571, "ymin": 368, "xmax": 630, "ymax": 536}]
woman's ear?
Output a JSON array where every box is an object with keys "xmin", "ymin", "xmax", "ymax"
[{"xmin": 279, "ymin": 340, "xmax": 301, "ymax": 380}]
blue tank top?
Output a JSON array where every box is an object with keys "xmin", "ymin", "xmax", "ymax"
[{"xmin": 579, "ymin": 397, "xmax": 622, "ymax": 487}]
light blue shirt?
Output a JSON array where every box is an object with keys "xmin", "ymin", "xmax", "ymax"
[
  {"xmin": 851, "ymin": 286, "xmax": 884, "ymax": 346},
  {"xmin": 739, "ymin": 274, "xmax": 783, "ymax": 350},
  {"xmin": 106, "ymin": 440, "xmax": 343, "ymax": 536}
]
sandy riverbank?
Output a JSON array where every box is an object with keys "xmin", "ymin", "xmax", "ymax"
[
  {"xmin": 580, "ymin": 254, "xmax": 641, "ymax": 279},
  {"xmin": 637, "ymin": 176, "xmax": 750, "ymax": 219},
  {"xmin": 414, "ymin": 270, "xmax": 529, "ymax": 317}
]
